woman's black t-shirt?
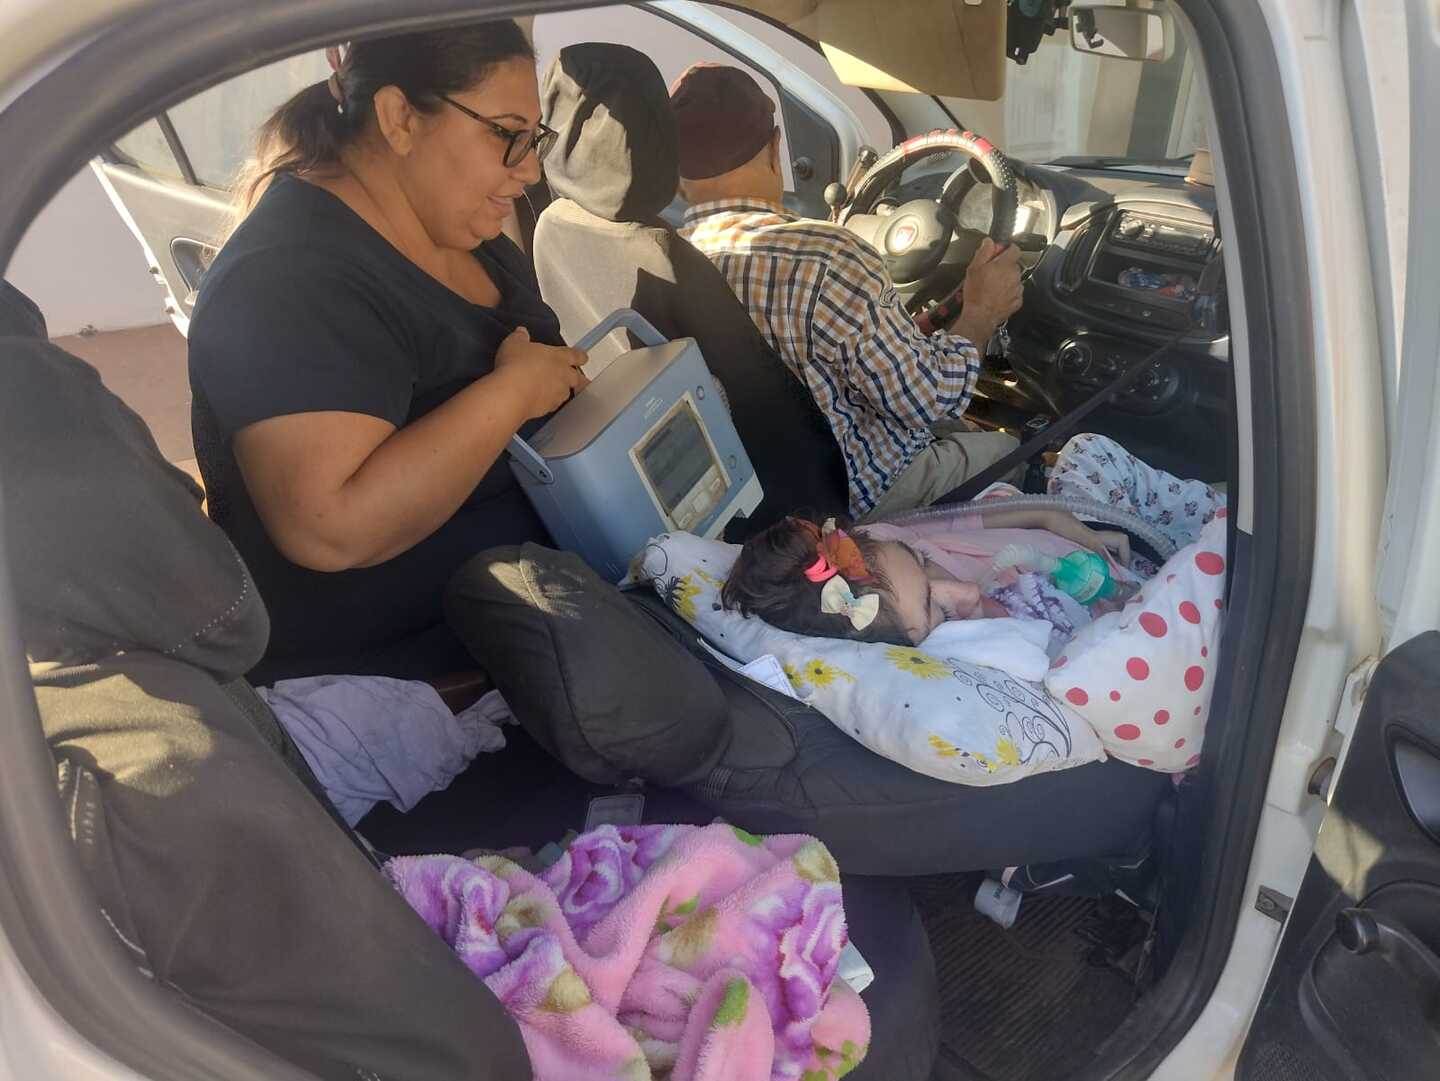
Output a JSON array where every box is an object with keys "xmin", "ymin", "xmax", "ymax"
[{"xmin": 188, "ymin": 173, "xmax": 559, "ymax": 677}]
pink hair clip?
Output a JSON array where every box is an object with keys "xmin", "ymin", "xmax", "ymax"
[{"xmin": 804, "ymin": 553, "xmax": 838, "ymax": 583}]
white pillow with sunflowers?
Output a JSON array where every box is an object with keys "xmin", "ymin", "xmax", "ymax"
[{"xmin": 638, "ymin": 532, "xmax": 1106, "ymax": 786}]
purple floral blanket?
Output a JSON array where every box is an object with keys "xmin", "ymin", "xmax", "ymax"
[{"xmin": 386, "ymin": 823, "xmax": 869, "ymax": 1080}]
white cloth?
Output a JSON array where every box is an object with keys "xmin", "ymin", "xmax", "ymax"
[
  {"xmin": 918, "ymin": 617, "xmax": 1054, "ymax": 683},
  {"xmin": 699, "ymin": 643, "xmax": 803, "ymax": 700},
  {"xmin": 257, "ymin": 676, "xmax": 509, "ymax": 825}
]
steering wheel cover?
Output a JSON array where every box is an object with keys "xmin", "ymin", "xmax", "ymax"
[{"xmin": 846, "ymin": 129, "xmax": 1019, "ymax": 244}]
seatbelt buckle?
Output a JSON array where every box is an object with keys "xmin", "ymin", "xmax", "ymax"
[{"xmin": 584, "ymin": 792, "xmax": 646, "ymax": 832}]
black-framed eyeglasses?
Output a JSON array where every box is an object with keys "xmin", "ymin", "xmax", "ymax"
[{"xmin": 439, "ymin": 95, "xmax": 557, "ymax": 167}]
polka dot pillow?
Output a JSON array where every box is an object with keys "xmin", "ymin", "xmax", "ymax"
[
  {"xmin": 1043, "ymin": 514, "xmax": 1228, "ymax": 772},
  {"xmin": 638, "ymin": 531, "xmax": 1106, "ymax": 787}
]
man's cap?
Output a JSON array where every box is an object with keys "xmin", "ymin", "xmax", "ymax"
[{"xmin": 669, "ymin": 64, "xmax": 777, "ymax": 181}]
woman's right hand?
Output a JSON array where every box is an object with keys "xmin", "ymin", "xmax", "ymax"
[{"xmin": 495, "ymin": 326, "xmax": 589, "ymax": 419}]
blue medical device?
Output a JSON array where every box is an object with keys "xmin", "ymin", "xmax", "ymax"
[{"xmin": 508, "ymin": 310, "xmax": 763, "ymax": 580}]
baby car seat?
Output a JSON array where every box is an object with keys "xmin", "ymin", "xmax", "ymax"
[{"xmin": 447, "ymin": 545, "xmax": 1172, "ymax": 880}]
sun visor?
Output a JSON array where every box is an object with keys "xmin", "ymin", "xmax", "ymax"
[{"xmin": 740, "ymin": 0, "xmax": 1006, "ymax": 100}]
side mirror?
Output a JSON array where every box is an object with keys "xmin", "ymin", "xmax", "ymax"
[{"xmin": 1069, "ymin": 4, "xmax": 1175, "ymax": 63}]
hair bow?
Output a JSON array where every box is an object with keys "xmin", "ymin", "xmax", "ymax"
[
  {"xmin": 796, "ymin": 516, "xmax": 870, "ymax": 584},
  {"xmin": 820, "ymin": 575, "xmax": 880, "ymax": 631}
]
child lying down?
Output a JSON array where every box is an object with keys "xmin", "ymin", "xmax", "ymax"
[{"xmin": 722, "ymin": 435, "xmax": 1225, "ymax": 654}]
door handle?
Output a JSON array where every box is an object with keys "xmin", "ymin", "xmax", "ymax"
[{"xmin": 1393, "ymin": 737, "xmax": 1440, "ymax": 845}]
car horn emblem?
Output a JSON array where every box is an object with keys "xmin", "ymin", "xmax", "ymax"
[{"xmin": 889, "ymin": 219, "xmax": 919, "ymax": 253}]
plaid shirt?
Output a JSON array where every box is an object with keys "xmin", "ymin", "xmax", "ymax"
[{"xmin": 681, "ymin": 198, "xmax": 981, "ymax": 516}]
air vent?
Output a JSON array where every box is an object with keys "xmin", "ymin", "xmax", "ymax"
[{"xmin": 1059, "ymin": 213, "xmax": 1106, "ymax": 293}]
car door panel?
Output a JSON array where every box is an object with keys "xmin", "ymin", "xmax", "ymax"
[
  {"xmin": 1236, "ymin": 632, "xmax": 1440, "ymax": 1081},
  {"xmin": 93, "ymin": 161, "xmax": 227, "ymax": 331}
]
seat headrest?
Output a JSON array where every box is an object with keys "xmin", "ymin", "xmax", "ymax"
[
  {"xmin": 540, "ymin": 43, "xmax": 679, "ymax": 223},
  {"xmin": 0, "ymin": 338, "xmax": 268, "ymax": 679}
]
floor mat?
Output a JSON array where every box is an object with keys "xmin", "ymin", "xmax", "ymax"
[{"xmin": 914, "ymin": 881, "xmax": 1137, "ymax": 1081}]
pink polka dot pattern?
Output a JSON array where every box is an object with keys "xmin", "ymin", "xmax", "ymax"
[
  {"xmin": 1214, "ymin": 598, "xmax": 1223, "ymax": 609},
  {"xmin": 1138, "ymin": 758, "xmax": 1153, "ymax": 766},
  {"xmin": 1185, "ymin": 666, "xmax": 1205, "ymax": 692},
  {"xmin": 1179, "ymin": 601, "xmax": 1201, "ymax": 624},
  {"xmin": 1126, "ymin": 657, "xmax": 1150, "ymax": 681},
  {"xmin": 1195, "ymin": 551, "xmax": 1225, "ymax": 575},
  {"xmin": 1216, "ymin": 507, "xmax": 1228, "ymax": 519},
  {"xmin": 1066, "ymin": 687, "xmax": 1089, "ymax": 706},
  {"xmin": 1051, "ymin": 655, "xmax": 1068, "ymax": 670},
  {"xmin": 1114, "ymin": 724, "xmax": 1141, "ymax": 741},
  {"xmin": 1139, "ymin": 612, "xmax": 1168, "ymax": 638},
  {"xmin": 1174, "ymin": 738, "xmax": 1186, "ymax": 749},
  {"xmin": 1154, "ymin": 709, "xmax": 1170, "ymax": 726},
  {"xmin": 1186, "ymin": 753, "xmax": 1201, "ymax": 767},
  {"xmin": 1109, "ymin": 690, "xmax": 1121, "ymax": 702}
]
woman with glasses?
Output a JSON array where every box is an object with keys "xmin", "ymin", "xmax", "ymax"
[{"xmin": 188, "ymin": 21, "xmax": 580, "ymax": 682}]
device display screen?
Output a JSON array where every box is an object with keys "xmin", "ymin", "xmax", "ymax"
[{"xmin": 636, "ymin": 405, "xmax": 715, "ymax": 515}]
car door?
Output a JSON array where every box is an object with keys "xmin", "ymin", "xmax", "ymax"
[
  {"xmin": 94, "ymin": 50, "xmax": 333, "ymax": 335},
  {"xmin": 1234, "ymin": 5, "xmax": 1440, "ymax": 1077}
]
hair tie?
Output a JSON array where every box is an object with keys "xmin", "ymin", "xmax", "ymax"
[
  {"xmin": 804, "ymin": 553, "xmax": 838, "ymax": 583},
  {"xmin": 325, "ymin": 44, "xmax": 350, "ymax": 114}
]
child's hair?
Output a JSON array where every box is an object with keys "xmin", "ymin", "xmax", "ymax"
[{"xmin": 721, "ymin": 515, "xmax": 909, "ymax": 644}]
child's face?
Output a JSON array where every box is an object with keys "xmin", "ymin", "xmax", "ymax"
[{"xmin": 871, "ymin": 541, "xmax": 983, "ymax": 644}]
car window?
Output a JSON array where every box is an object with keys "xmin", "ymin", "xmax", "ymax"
[
  {"xmin": 165, "ymin": 52, "xmax": 330, "ymax": 189},
  {"xmin": 113, "ymin": 118, "xmax": 185, "ymax": 180},
  {"xmin": 943, "ymin": 27, "xmax": 1207, "ymax": 166}
]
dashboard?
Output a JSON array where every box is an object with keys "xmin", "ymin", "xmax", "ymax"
[{"xmin": 874, "ymin": 160, "xmax": 1231, "ymax": 482}]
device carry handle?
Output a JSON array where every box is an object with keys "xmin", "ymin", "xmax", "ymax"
[
  {"xmin": 572, "ymin": 308, "xmax": 668, "ymax": 354},
  {"xmin": 509, "ymin": 310, "xmax": 669, "ymax": 484}
]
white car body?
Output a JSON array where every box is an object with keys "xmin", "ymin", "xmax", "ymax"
[{"xmin": 0, "ymin": 0, "xmax": 1434, "ymax": 1078}]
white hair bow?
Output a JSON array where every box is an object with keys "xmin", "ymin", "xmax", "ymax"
[{"xmin": 820, "ymin": 575, "xmax": 880, "ymax": 631}]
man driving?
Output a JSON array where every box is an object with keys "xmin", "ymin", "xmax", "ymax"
[{"xmin": 671, "ymin": 64, "xmax": 1023, "ymax": 519}]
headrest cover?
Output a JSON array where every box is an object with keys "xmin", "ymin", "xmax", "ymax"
[
  {"xmin": 540, "ymin": 43, "xmax": 679, "ymax": 222},
  {"xmin": 0, "ymin": 339, "xmax": 268, "ymax": 678},
  {"xmin": 669, "ymin": 64, "xmax": 777, "ymax": 180}
]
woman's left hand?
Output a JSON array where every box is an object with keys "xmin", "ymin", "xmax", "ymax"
[{"xmin": 1044, "ymin": 511, "xmax": 1131, "ymax": 566}]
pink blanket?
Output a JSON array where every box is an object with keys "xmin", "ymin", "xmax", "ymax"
[{"xmin": 386, "ymin": 823, "xmax": 870, "ymax": 1081}]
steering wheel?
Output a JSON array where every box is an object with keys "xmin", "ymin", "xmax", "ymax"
[{"xmin": 841, "ymin": 130, "xmax": 1018, "ymax": 295}]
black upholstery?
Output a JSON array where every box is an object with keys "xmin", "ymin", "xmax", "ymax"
[
  {"xmin": 535, "ymin": 43, "xmax": 849, "ymax": 537},
  {"xmin": 450, "ymin": 545, "xmax": 1171, "ymax": 878}
]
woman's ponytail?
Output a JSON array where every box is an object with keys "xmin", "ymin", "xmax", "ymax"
[{"xmin": 230, "ymin": 79, "xmax": 357, "ymax": 228}]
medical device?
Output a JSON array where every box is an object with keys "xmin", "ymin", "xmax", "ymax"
[{"xmin": 508, "ymin": 310, "xmax": 762, "ymax": 580}]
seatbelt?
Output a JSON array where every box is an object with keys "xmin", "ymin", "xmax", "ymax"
[{"xmin": 933, "ymin": 326, "xmax": 1188, "ymax": 506}]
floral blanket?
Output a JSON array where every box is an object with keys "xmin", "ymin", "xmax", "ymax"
[{"xmin": 386, "ymin": 823, "xmax": 869, "ymax": 1081}]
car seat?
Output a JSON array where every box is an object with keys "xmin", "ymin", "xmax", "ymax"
[
  {"xmin": 447, "ymin": 544, "xmax": 1173, "ymax": 880},
  {"xmin": 532, "ymin": 43, "xmax": 849, "ymax": 538},
  {"xmin": 1, "ymin": 337, "xmax": 941, "ymax": 1081}
]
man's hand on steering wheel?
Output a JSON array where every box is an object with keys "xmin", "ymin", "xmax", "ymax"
[{"xmin": 952, "ymin": 239, "xmax": 1023, "ymax": 346}]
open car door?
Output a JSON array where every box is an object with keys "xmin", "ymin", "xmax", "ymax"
[
  {"xmin": 93, "ymin": 51, "xmax": 329, "ymax": 334},
  {"xmin": 1235, "ymin": 7, "xmax": 1440, "ymax": 1078}
]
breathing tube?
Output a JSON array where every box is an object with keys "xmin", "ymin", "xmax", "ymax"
[{"xmin": 882, "ymin": 493, "xmax": 1179, "ymax": 564}]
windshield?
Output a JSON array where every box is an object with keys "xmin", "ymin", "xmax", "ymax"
[{"xmin": 942, "ymin": 15, "xmax": 1207, "ymax": 170}]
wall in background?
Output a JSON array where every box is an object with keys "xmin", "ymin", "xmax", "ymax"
[{"xmin": 7, "ymin": 168, "xmax": 166, "ymax": 337}]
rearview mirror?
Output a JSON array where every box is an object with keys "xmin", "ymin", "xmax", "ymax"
[{"xmin": 1069, "ymin": 4, "xmax": 1174, "ymax": 62}]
